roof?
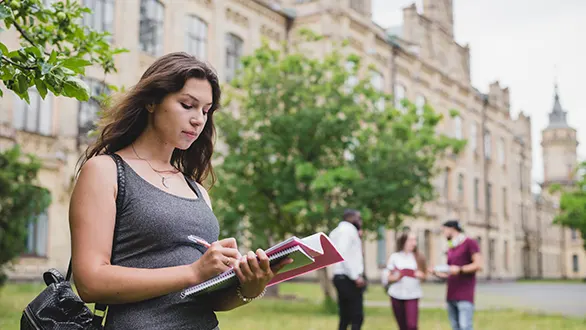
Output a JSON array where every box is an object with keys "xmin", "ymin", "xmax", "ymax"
[
  {"xmin": 546, "ymin": 83, "xmax": 570, "ymax": 129},
  {"xmin": 253, "ymin": 0, "xmax": 296, "ymax": 19}
]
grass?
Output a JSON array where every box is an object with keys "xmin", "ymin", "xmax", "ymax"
[
  {"xmin": 2, "ymin": 281, "xmax": 586, "ymax": 330},
  {"xmin": 516, "ymin": 278, "xmax": 585, "ymax": 284}
]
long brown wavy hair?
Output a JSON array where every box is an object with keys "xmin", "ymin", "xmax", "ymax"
[
  {"xmin": 77, "ymin": 52, "xmax": 221, "ymax": 185},
  {"xmin": 396, "ymin": 232, "xmax": 427, "ymax": 272}
]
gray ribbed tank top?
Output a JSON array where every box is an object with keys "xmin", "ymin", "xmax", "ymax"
[{"xmin": 104, "ymin": 154, "xmax": 220, "ymax": 330}]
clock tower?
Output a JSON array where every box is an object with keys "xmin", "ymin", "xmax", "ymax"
[{"xmin": 541, "ymin": 83, "xmax": 578, "ymax": 188}]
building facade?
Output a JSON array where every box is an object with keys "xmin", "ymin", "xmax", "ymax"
[{"xmin": 0, "ymin": 0, "xmax": 583, "ymax": 281}]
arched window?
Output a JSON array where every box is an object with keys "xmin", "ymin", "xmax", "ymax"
[
  {"xmin": 186, "ymin": 15, "xmax": 208, "ymax": 59},
  {"xmin": 225, "ymin": 33, "xmax": 243, "ymax": 82}
]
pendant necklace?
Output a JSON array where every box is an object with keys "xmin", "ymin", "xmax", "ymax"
[{"xmin": 131, "ymin": 143, "xmax": 179, "ymax": 189}]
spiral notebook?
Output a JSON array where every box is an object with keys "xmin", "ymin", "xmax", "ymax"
[{"xmin": 181, "ymin": 232, "xmax": 344, "ymax": 298}]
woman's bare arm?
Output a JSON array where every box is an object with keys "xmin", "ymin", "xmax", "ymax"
[
  {"xmin": 194, "ymin": 183, "xmax": 245, "ymax": 311},
  {"xmin": 70, "ymin": 156, "xmax": 204, "ymax": 304}
]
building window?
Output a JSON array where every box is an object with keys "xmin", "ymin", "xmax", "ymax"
[
  {"xmin": 572, "ymin": 254, "xmax": 579, "ymax": 273},
  {"xmin": 486, "ymin": 182, "xmax": 492, "ymax": 214},
  {"xmin": 457, "ymin": 173, "xmax": 464, "ymax": 201},
  {"xmin": 454, "ymin": 116, "xmax": 462, "ymax": 139},
  {"xmin": 13, "ymin": 89, "xmax": 53, "ymax": 136},
  {"xmin": 504, "ymin": 240, "xmax": 509, "ymax": 270},
  {"xmin": 474, "ymin": 178, "xmax": 479, "ymax": 210},
  {"xmin": 79, "ymin": 78, "xmax": 108, "ymax": 139},
  {"xmin": 470, "ymin": 122, "xmax": 477, "ymax": 153},
  {"xmin": 497, "ymin": 137, "xmax": 505, "ymax": 165},
  {"xmin": 394, "ymin": 84, "xmax": 406, "ymax": 112},
  {"xmin": 225, "ymin": 33, "xmax": 243, "ymax": 82},
  {"xmin": 186, "ymin": 15, "xmax": 207, "ymax": 59},
  {"xmin": 370, "ymin": 70, "xmax": 384, "ymax": 111},
  {"xmin": 82, "ymin": 0, "xmax": 114, "ymax": 38},
  {"xmin": 423, "ymin": 229, "xmax": 431, "ymax": 259},
  {"xmin": 489, "ymin": 238, "xmax": 496, "ymax": 270},
  {"xmin": 139, "ymin": 0, "xmax": 164, "ymax": 56},
  {"xmin": 502, "ymin": 187, "xmax": 507, "ymax": 217},
  {"xmin": 376, "ymin": 226, "xmax": 386, "ymax": 267},
  {"xmin": 24, "ymin": 211, "xmax": 49, "ymax": 257},
  {"xmin": 571, "ymin": 229, "xmax": 578, "ymax": 240},
  {"xmin": 519, "ymin": 162, "xmax": 523, "ymax": 190},
  {"xmin": 484, "ymin": 129, "xmax": 491, "ymax": 159},
  {"xmin": 519, "ymin": 203, "xmax": 525, "ymax": 228},
  {"xmin": 443, "ymin": 167, "xmax": 451, "ymax": 199}
]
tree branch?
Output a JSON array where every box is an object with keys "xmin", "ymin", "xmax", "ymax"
[
  {"xmin": 10, "ymin": 17, "xmax": 51, "ymax": 56},
  {"xmin": 1, "ymin": 55, "xmax": 34, "ymax": 70}
]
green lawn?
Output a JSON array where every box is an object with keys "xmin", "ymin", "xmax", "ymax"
[
  {"xmin": 2, "ymin": 282, "xmax": 585, "ymax": 330},
  {"xmin": 516, "ymin": 278, "xmax": 585, "ymax": 284}
]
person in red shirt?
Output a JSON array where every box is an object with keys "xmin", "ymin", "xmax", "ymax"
[{"xmin": 430, "ymin": 220, "xmax": 483, "ymax": 330}]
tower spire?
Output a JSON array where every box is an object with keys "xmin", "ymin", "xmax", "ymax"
[{"xmin": 547, "ymin": 74, "xmax": 568, "ymax": 128}]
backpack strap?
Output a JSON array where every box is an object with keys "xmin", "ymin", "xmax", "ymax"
[{"xmin": 91, "ymin": 153, "xmax": 126, "ymax": 327}]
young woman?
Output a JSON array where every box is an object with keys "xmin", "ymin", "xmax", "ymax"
[
  {"xmin": 381, "ymin": 232, "xmax": 427, "ymax": 330},
  {"xmin": 69, "ymin": 52, "xmax": 291, "ymax": 330}
]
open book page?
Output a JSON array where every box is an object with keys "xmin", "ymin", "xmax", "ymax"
[
  {"xmin": 268, "ymin": 233, "xmax": 344, "ymax": 287},
  {"xmin": 181, "ymin": 245, "xmax": 313, "ymax": 298},
  {"xmin": 264, "ymin": 232, "xmax": 329, "ymax": 257},
  {"xmin": 264, "ymin": 236, "xmax": 298, "ymax": 254},
  {"xmin": 298, "ymin": 232, "xmax": 330, "ymax": 256},
  {"xmin": 276, "ymin": 246, "xmax": 314, "ymax": 273}
]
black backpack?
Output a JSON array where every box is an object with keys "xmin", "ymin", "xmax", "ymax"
[{"xmin": 20, "ymin": 265, "xmax": 105, "ymax": 329}]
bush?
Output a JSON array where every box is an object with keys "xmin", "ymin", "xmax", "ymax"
[{"xmin": 0, "ymin": 146, "xmax": 51, "ymax": 287}]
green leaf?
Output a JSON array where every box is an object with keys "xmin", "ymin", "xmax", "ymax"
[
  {"xmin": 34, "ymin": 78, "xmax": 48, "ymax": 99},
  {"xmin": 0, "ymin": 4, "xmax": 11, "ymax": 20},
  {"xmin": 48, "ymin": 50, "xmax": 57, "ymax": 64},
  {"xmin": 41, "ymin": 62, "xmax": 53, "ymax": 75},
  {"xmin": 61, "ymin": 57, "xmax": 92, "ymax": 74},
  {"xmin": 16, "ymin": 74, "xmax": 28, "ymax": 94},
  {"xmin": 24, "ymin": 46, "xmax": 42, "ymax": 58},
  {"xmin": 0, "ymin": 88, "xmax": 3, "ymax": 97},
  {"xmin": 62, "ymin": 76, "xmax": 89, "ymax": 101},
  {"xmin": 0, "ymin": 42, "xmax": 8, "ymax": 56}
]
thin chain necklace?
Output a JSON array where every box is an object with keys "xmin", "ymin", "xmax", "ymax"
[{"xmin": 131, "ymin": 143, "xmax": 179, "ymax": 189}]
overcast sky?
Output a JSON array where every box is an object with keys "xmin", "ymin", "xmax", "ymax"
[{"xmin": 372, "ymin": 0, "xmax": 586, "ymax": 189}]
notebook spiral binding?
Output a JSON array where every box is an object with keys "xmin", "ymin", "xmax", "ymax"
[{"xmin": 180, "ymin": 245, "xmax": 301, "ymax": 299}]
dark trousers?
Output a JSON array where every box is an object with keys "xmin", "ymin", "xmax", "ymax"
[
  {"xmin": 333, "ymin": 275, "xmax": 364, "ymax": 330},
  {"xmin": 391, "ymin": 297, "xmax": 419, "ymax": 330}
]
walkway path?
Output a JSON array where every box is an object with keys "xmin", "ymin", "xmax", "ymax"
[{"xmin": 366, "ymin": 282, "xmax": 586, "ymax": 317}]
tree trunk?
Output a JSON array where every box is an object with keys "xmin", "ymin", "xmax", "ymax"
[
  {"xmin": 265, "ymin": 283, "xmax": 280, "ymax": 297},
  {"xmin": 318, "ymin": 267, "xmax": 338, "ymax": 314},
  {"xmin": 318, "ymin": 267, "xmax": 335, "ymax": 300}
]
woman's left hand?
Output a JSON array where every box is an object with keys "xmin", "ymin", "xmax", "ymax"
[
  {"xmin": 415, "ymin": 270, "xmax": 426, "ymax": 279},
  {"xmin": 233, "ymin": 249, "xmax": 293, "ymax": 299}
]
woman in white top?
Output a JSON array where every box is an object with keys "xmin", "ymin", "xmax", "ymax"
[{"xmin": 381, "ymin": 232, "xmax": 427, "ymax": 330}]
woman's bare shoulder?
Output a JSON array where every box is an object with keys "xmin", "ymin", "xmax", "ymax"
[{"xmin": 75, "ymin": 155, "xmax": 119, "ymax": 192}]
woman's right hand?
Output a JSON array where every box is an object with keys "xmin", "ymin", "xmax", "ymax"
[
  {"xmin": 388, "ymin": 271, "xmax": 402, "ymax": 283},
  {"xmin": 190, "ymin": 238, "xmax": 242, "ymax": 283}
]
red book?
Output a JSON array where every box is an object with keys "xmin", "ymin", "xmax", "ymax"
[
  {"xmin": 181, "ymin": 232, "xmax": 344, "ymax": 298},
  {"xmin": 399, "ymin": 269, "xmax": 416, "ymax": 278}
]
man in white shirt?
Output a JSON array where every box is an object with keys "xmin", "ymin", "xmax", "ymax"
[{"xmin": 330, "ymin": 209, "xmax": 365, "ymax": 330}]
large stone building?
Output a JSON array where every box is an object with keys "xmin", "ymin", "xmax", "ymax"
[{"xmin": 0, "ymin": 0, "xmax": 583, "ymax": 281}]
